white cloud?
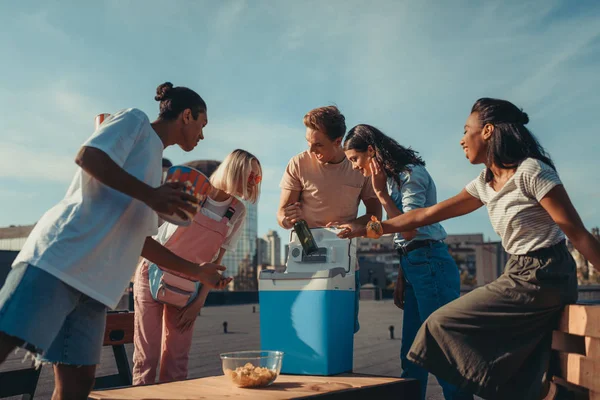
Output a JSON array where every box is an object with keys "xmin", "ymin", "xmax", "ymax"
[
  {"xmin": 1, "ymin": 0, "xmax": 599, "ymax": 236},
  {"xmin": 0, "ymin": 143, "xmax": 76, "ymax": 183},
  {"xmin": 16, "ymin": 9, "xmax": 72, "ymax": 43}
]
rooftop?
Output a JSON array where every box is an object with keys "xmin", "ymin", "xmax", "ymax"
[{"xmin": 0, "ymin": 301, "xmax": 483, "ymax": 399}]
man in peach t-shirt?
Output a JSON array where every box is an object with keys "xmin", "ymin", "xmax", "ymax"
[{"xmin": 277, "ymin": 105, "xmax": 381, "ymax": 333}]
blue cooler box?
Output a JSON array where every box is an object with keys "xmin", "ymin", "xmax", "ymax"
[{"xmin": 259, "ymin": 228, "xmax": 357, "ymax": 376}]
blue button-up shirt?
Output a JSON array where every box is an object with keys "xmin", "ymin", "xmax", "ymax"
[{"xmin": 387, "ymin": 164, "xmax": 447, "ymax": 247}]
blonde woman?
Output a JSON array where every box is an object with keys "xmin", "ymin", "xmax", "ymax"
[{"xmin": 132, "ymin": 149, "xmax": 262, "ymax": 385}]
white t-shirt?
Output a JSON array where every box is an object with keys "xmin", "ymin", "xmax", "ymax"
[
  {"xmin": 13, "ymin": 108, "xmax": 163, "ymax": 309},
  {"xmin": 465, "ymin": 158, "xmax": 564, "ymax": 255},
  {"xmin": 154, "ymin": 196, "xmax": 247, "ymax": 257}
]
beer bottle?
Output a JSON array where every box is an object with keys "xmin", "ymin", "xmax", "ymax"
[{"xmin": 293, "ymin": 219, "xmax": 319, "ymax": 255}]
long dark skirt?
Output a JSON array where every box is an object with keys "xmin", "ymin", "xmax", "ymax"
[{"xmin": 407, "ymin": 240, "xmax": 578, "ymax": 400}]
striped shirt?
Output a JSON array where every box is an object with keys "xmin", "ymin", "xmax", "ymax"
[{"xmin": 465, "ymin": 158, "xmax": 564, "ymax": 255}]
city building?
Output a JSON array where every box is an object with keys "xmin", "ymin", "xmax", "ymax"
[
  {"xmin": 221, "ymin": 200, "xmax": 258, "ymax": 289},
  {"xmin": 0, "ymin": 224, "xmax": 34, "ymax": 252},
  {"xmin": 264, "ymin": 229, "xmax": 282, "ymax": 267},
  {"xmin": 567, "ymin": 227, "xmax": 600, "ymax": 285},
  {"xmin": 0, "ymin": 225, "xmax": 35, "ymax": 284},
  {"xmin": 445, "ymin": 234, "xmax": 508, "ymax": 286},
  {"xmin": 356, "ymin": 235, "xmax": 398, "ymax": 288},
  {"xmin": 255, "ymin": 237, "xmax": 268, "ymax": 266}
]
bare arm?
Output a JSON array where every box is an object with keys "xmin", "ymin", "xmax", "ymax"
[
  {"xmin": 376, "ymin": 191, "xmax": 418, "ymax": 241},
  {"xmin": 378, "ymin": 191, "xmax": 402, "ymax": 218},
  {"xmin": 140, "ymin": 237, "xmax": 228, "ymax": 288},
  {"xmin": 539, "ymin": 185, "xmax": 600, "ymax": 267},
  {"xmin": 354, "ymin": 196, "xmax": 382, "ymax": 225},
  {"xmin": 76, "ymin": 147, "xmax": 197, "ymax": 217},
  {"xmin": 184, "ymin": 248, "xmax": 229, "ymax": 311},
  {"xmin": 277, "ymin": 188, "xmax": 302, "ymax": 229},
  {"xmin": 214, "ymin": 248, "xmax": 226, "ymax": 265},
  {"xmin": 141, "ymin": 237, "xmax": 202, "ymax": 280},
  {"xmin": 381, "ymin": 189, "xmax": 483, "ymax": 234},
  {"xmin": 76, "ymin": 146, "xmax": 154, "ymax": 203}
]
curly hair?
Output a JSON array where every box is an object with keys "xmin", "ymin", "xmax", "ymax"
[{"xmin": 343, "ymin": 124, "xmax": 424, "ymax": 187}]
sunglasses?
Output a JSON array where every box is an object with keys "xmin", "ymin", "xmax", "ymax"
[{"xmin": 248, "ymin": 171, "xmax": 262, "ymax": 184}]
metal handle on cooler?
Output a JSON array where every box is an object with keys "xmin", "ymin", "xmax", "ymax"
[{"xmin": 259, "ymin": 267, "xmax": 347, "ymax": 281}]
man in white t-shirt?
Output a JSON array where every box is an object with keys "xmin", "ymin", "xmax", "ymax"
[{"xmin": 0, "ymin": 83, "xmax": 230, "ymax": 399}]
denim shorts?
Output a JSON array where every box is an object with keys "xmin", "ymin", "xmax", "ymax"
[{"xmin": 0, "ymin": 263, "xmax": 107, "ymax": 365}]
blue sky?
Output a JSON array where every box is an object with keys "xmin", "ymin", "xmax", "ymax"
[{"xmin": 1, "ymin": 0, "xmax": 599, "ymax": 245}]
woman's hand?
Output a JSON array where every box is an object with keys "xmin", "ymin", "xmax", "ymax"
[
  {"xmin": 196, "ymin": 263, "xmax": 232, "ymax": 289},
  {"xmin": 370, "ymin": 158, "xmax": 388, "ymax": 196},
  {"xmin": 177, "ymin": 301, "xmax": 202, "ymax": 332}
]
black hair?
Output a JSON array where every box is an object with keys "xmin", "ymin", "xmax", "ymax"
[
  {"xmin": 155, "ymin": 82, "xmax": 207, "ymax": 121},
  {"xmin": 471, "ymin": 98, "xmax": 555, "ymax": 183},
  {"xmin": 344, "ymin": 124, "xmax": 425, "ymax": 187}
]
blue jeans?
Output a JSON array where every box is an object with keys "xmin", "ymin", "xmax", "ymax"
[
  {"xmin": 400, "ymin": 242, "xmax": 472, "ymax": 400},
  {"xmin": 354, "ymin": 270, "xmax": 360, "ymax": 333}
]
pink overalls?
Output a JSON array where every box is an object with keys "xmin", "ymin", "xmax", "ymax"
[{"xmin": 132, "ymin": 200, "xmax": 237, "ymax": 385}]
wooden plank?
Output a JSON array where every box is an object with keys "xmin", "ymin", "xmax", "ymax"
[
  {"xmin": 558, "ymin": 305, "xmax": 600, "ymax": 338},
  {"xmin": 104, "ymin": 312, "xmax": 135, "ymax": 346},
  {"xmin": 590, "ymin": 391, "xmax": 600, "ymax": 400},
  {"xmin": 552, "ymin": 377, "xmax": 589, "ymax": 399},
  {"xmin": 586, "ymin": 337, "xmax": 600, "ymax": 358},
  {"xmin": 557, "ymin": 352, "xmax": 600, "ymax": 392},
  {"xmin": 551, "ymin": 331, "xmax": 586, "ymax": 355},
  {"xmin": 89, "ymin": 374, "xmax": 419, "ymax": 400}
]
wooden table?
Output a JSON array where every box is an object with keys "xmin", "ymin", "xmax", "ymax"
[{"xmin": 89, "ymin": 373, "xmax": 420, "ymax": 399}]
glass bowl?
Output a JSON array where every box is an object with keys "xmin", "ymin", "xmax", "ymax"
[{"xmin": 220, "ymin": 350, "xmax": 284, "ymax": 388}]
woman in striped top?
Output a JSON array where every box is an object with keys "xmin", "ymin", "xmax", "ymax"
[{"xmin": 340, "ymin": 98, "xmax": 600, "ymax": 399}]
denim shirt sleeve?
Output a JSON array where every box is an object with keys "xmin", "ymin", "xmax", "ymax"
[{"xmin": 398, "ymin": 166, "xmax": 429, "ymax": 213}]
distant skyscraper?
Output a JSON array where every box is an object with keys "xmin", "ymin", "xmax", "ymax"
[
  {"xmin": 222, "ymin": 200, "xmax": 258, "ymax": 283},
  {"xmin": 256, "ymin": 237, "xmax": 268, "ymax": 265},
  {"xmin": 264, "ymin": 230, "xmax": 281, "ymax": 267}
]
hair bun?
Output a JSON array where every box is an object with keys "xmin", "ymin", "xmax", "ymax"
[
  {"xmin": 155, "ymin": 82, "xmax": 174, "ymax": 101},
  {"xmin": 519, "ymin": 111, "xmax": 529, "ymax": 125}
]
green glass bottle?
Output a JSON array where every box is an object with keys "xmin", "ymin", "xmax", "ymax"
[{"xmin": 293, "ymin": 219, "xmax": 319, "ymax": 255}]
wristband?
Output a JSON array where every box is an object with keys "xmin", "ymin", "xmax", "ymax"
[{"xmin": 366, "ymin": 215, "xmax": 383, "ymax": 239}]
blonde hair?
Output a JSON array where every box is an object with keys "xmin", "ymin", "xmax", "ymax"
[{"xmin": 210, "ymin": 149, "xmax": 261, "ymax": 204}]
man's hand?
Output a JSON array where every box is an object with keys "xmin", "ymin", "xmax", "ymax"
[
  {"xmin": 333, "ymin": 221, "xmax": 367, "ymax": 239},
  {"xmin": 196, "ymin": 262, "xmax": 232, "ymax": 289},
  {"xmin": 327, "ymin": 220, "xmax": 360, "ymax": 239},
  {"xmin": 145, "ymin": 182, "xmax": 199, "ymax": 220},
  {"xmin": 282, "ymin": 202, "xmax": 303, "ymax": 226}
]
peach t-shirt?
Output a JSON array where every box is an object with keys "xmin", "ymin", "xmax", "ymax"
[{"xmin": 280, "ymin": 151, "xmax": 377, "ymax": 228}]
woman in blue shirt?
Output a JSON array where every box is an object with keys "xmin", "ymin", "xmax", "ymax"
[{"xmin": 342, "ymin": 124, "xmax": 472, "ymax": 400}]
